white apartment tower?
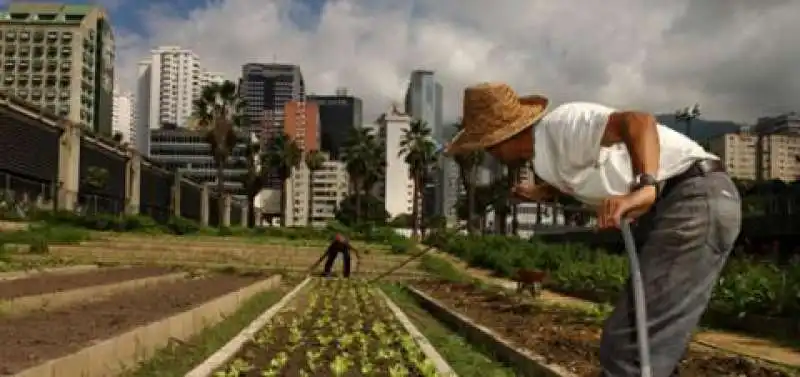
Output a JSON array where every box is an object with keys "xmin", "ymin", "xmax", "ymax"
[
  {"xmin": 376, "ymin": 104, "xmax": 415, "ymax": 218},
  {"xmin": 111, "ymin": 89, "xmax": 133, "ymax": 143},
  {"xmin": 135, "ymin": 46, "xmax": 223, "ymax": 155},
  {"xmin": 201, "ymin": 71, "xmax": 224, "ymax": 87}
]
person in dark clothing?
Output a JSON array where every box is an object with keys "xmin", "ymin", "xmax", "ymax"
[{"xmin": 321, "ymin": 233, "xmax": 358, "ymax": 277}]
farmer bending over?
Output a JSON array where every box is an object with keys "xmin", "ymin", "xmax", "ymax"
[
  {"xmin": 322, "ymin": 233, "xmax": 357, "ymax": 278},
  {"xmin": 445, "ymin": 82, "xmax": 741, "ymax": 377}
]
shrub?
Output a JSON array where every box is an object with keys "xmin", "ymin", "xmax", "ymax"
[
  {"xmin": 166, "ymin": 216, "xmax": 202, "ymax": 235},
  {"xmin": 427, "ymin": 232, "xmax": 800, "ymax": 320}
]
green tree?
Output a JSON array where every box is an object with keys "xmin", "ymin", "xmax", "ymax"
[
  {"xmin": 263, "ymin": 133, "xmax": 302, "ymax": 227},
  {"xmin": 334, "ymin": 193, "xmax": 389, "ymax": 226},
  {"xmin": 342, "ymin": 126, "xmax": 384, "ymax": 224},
  {"xmin": 399, "ymin": 120, "xmax": 437, "ymax": 239},
  {"xmin": 191, "ymin": 80, "xmax": 244, "ymax": 228},
  {"xmin": 304, "ymin": 149, "xmax": 325, "ymax": 226},
  {"xmin": 450, "ymin": 122, "xmax": 485, "ymax": 234}
]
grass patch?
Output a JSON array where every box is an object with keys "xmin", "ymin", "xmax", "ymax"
[
  {"xmin": 419, "ymin": 254, "xmax": 472, "ymax": 283},
  {"xmin": 380, "ymin": 283, "xmax": 517, "ymax": 377},
  {"xmin": 123, "ymin": 284, "xmax": 291, "ymax": 377}
]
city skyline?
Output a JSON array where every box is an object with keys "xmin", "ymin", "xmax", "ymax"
[{"xmin": 103, "ymin": 0, "xmax": 800, "ymax": 125}]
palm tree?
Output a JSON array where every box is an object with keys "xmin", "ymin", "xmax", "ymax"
[
  {"xmin": 399, "ymin": 120, "xmax": 437, "ymax": 239},
  {"xmin": 342, "ymin": 126, "xmax": 382, "ymax": 223},
  {"xmin": 263, "ymin": 132, "xmax": 302, "ymax": 227},
  {"xmin": 191, "ymin": 80, "xmax": 244, "ymax": 228},
  {"xmin": 450, "ymin": 122, "xmax": 484, "ymax": 234},
  {"xmin": 304, "ymin": 149, "xmax": 325, "ymax": 227},
  {"xmin": 232, "ymin": 139, "xmax": 262, "ymax": 227}
]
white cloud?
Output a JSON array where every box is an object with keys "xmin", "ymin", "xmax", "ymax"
[{"xmin": 115, "ymin": 0, "xmax": 800, "ymax": 124}]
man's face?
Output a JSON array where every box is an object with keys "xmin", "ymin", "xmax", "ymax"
[{"xmin": 486, "ymin": 126, "xmax": 533, "ymax": 164}]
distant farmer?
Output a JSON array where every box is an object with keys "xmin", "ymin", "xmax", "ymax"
[
  {"xmin": 319, "ymin": 233, "xmax": 357, "ymax": 278},
  {"xmin": 445, "ymin": 82, "xmax": 741, "ymax": 377}
]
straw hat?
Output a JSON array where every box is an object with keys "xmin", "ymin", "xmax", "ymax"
[{"xmin": 447, "ymin": 82, "xmax": 548, "ymax": 155}]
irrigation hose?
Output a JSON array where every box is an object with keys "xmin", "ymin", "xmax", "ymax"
[{"xmin": 620, "ymin": 218, "xmax": 653, "ymax": 377}]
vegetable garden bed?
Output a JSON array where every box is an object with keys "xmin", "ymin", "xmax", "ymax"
[
  {"xmin": 0, "ymin": 265, "xmax": 174, "ymax": 299},
  {"xmin": 425, "ymin": 232, "xmax": 800, "ymax": 339},
  {"xmin": 212, "ymin": 278, "xmax": 454, "ymax": 376},
  {"xmin": 0, "ymin": 273, "xmax": 264, "ymax": 375},
  {"xmin": 412, "ymin": 280, "xmax": 793, "ymax": 377}
]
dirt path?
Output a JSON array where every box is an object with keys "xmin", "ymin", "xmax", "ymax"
[{"xmin": 430, "ymin": 250, "xmax": 800, "ymax": 368}]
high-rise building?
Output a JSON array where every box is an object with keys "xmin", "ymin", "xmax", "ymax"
[
  {"xmin": 309, "ymin": 88, "xmax": 363, "ymax": 160},
  {"xmin": 0, "ymin": 3, "xmax": 115, "ymax": 135},
  {"xmin": 112, "ymin": 89, "xmax": 132, "ymax": 143},
  {"xmin": 240, "ymin": 63, "xmax": 304, "ymax": 188},
  {"xmin": 709, "ymin": 132, "xmax": 800, "ymax": 182},
  {"xmin": 240, "ymin": 63, "xmax": 303, "ymax": 135},
  {"xmin": 136, "ymin": 46, "xmax": 201, "ymax": 131},
  {"xmin": 403, "ymin": 70, "xmax": 457, "ymax": 223},
  {"xmin": 135, "ymin": 46, "xmax": 221, "ymax": 155},
  {"xmin": 376, "ymin": 104, "xmax": 415, "ymax": 218},
  {"xmin": 283, "ymin": 100, "xmax": 320, "ymax": 226}
]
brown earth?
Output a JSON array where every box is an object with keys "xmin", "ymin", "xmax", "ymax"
[
  {"xmin": 430, "ymin": 250, "xmax": 800, "ymax": 367},
  {"xmin": 43, "ymin": 246, "xmax": 423, "ymax": 272},
  {"xmin": 0, "ymin": 266, "xmax": 174, "ymax": 300},
  {"xmin": 414, "ymin": 280, "xmax": 795, "ymax": 377},
  {"xmin": 0, "ymin": 273, "xmax": 262, "ymax": 374}
]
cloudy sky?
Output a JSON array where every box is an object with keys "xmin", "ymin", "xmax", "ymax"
[{"xmin": 47, "ymin": 0, "xmax": 800, "ymax": 124}]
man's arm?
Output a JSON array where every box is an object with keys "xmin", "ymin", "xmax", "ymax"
[{"xmin": 601, "ymin": 111, "xmax": 660, "ymax": 180}]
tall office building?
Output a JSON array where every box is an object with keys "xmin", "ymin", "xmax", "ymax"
[
  {"xmin": 0, "ymin": 3, "xmax": 114, "ymax": 135},
  {"xmin": 240, "ymin": 63, "xmax": 304, "ymax": 188},
  {"xmin": 112, "ymin": 89, "xmax": 132, "ymax": 143},
  {"xmin": 135, "ymin": 46, "xmax": 222, "ymax": 155},
  {"xmin": 376, "ymin": 104, "xmax": 415, "ymax": 218},
  {"xmin": 403, "ymin": 70, "xmax": 458, "ymax": 223},
  {"xmin": 309, "ymin": 87, "xmax": 363, "ymax": 160}
]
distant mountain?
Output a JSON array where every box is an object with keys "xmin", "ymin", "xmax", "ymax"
[{"xmin": 655, "ymin": 114, "xmax": 745, "ymax": 141}]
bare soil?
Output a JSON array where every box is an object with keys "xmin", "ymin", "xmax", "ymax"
[
  {"xmin": 0, "ymin": 273, "xmax": 261, "ymax": 374},
  {"xmin": 414, "ymin": 280, "xmax": 794, "ymax": 377},
  {"xmin": 0, "ymin": 266, "xmax": 175, "ymax": 300}
]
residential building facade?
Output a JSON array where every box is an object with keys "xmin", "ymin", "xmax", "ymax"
[
  {"xmin": 284, "ymin": 151, "xmax": 349, "ymax": 227},
  {"xmin": 111, "ymin": 88, "xmax": 132, "ymax": 143},
  {"xmin": 135, "ymin": 46, "xmax": 222, "ymax": 155},
  {"xmin": 283, "ymin": 99, "xmax": 321, "ymax": 226},
  {"xmin": 0, "ymin": 3, "xmax": 114, "ymax": 135},
  {"xmin": 376, "ymin": 104, "xmax": 415, "ymax": 218},
  {"xmin": 709, "ymin": 132, "xmax": 800, "ymax": 182}
]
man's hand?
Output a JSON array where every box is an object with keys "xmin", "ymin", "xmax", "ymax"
[
  {"xmin": 511, "ymin": 182, "xmax": 556, "ymax": 202},
  {"xmin": 596, "ymin": 186, "xmax": 657, "ymax": 229}
]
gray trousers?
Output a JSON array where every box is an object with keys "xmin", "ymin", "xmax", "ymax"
[{"xmin": 598, "ymin": 172, "xmax": 742, "ymax": 377}]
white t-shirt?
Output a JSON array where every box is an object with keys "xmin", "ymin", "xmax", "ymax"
[{"xmin": 532, "ymin": 102, "xmax": 719, "ymax": 206}]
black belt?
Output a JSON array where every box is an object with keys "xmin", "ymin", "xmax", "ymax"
[{"xmin": 659, "ymin": 159, "xmax": 726, "ymax": 199}]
